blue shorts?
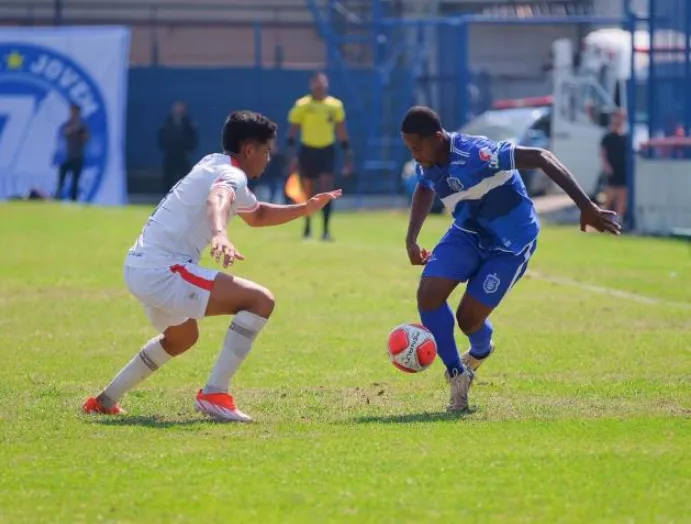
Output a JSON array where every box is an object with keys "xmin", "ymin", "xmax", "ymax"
[{"xmin": 422, "ymin": 226, "xmax": 537, "ymax": 308}]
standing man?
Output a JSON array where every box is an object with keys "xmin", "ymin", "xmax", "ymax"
[
  {"xmin": 159, "ymin": 101, "xmax": 198, "ymax": 193},
  {"xmin": 56, "ymin": 103, "xmax": 89, "ymax": 202},
  {"xmin": 287, "ymin": 72, "xmax": 353, "ymax": 241},
  {"xmin": 600, "ymin": 109, "xmax": 628, "ymax": 225}
]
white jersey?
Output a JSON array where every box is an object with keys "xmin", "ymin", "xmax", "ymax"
[{"xmin": 125, "ymin": 153, "xmax": 258, "ymax": 269}]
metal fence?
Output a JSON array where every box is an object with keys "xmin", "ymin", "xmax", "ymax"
[
  {"xmin": 313, "ymin": 0, "xmax": 631, "ymax": 194},
  {"xmin": 630, "ymin": 0, "xmax": 691, "ymax": 160}
]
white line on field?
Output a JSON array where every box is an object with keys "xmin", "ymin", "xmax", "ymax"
[
  {"xmin": 525, "ymin": 271, "xmax": 691, "ymax": 310},
  {"xmin": 273, "ymin": 232, "xmax": 690, "ymax": 310}
]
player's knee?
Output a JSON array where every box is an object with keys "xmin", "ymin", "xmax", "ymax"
[
  {"xmin": 455, "ymin": 309, "xmax": 485, "ymax": 336},
  {"xmin": 416, "ymin": 281, "xmax": 445, "ymax": 312},
  {"xmin": 162, "ymin": 323, "xmax": 199, "ymax": 356},
  {"xmin": 249, "ymin": 286, "xmax": 275, "ymax": 319}
]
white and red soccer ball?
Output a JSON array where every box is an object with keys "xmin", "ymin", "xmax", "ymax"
[{"xmin": 387, "ymin": 323, "xmax": 437, "ymax": 373}]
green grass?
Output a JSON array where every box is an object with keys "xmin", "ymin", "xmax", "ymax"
[{"xmin": 0, "ymin": 202, "xmax": 690, "ymax": 523}]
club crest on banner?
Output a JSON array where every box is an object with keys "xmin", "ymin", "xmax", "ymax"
[{"xmin": 0, "ymin": 42, "xmax": 109, "ymax": 202}]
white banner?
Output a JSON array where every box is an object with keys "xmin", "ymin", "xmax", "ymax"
[{"xmin": 0, "ymin": 26, "xmax": 130, "ymax": 205}]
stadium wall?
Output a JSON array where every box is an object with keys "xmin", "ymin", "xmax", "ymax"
[
  {"xmin": 126, "ymin": 67, "xmax": 375, "ymax": 194},
  {"xmin": 634, "ymin": 158, "xmax": 691, "ymax": 234}
]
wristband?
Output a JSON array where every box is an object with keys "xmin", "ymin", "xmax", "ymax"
[
  {"xmin": 287, "ymin": 136, "xmax": 295, "ymax": 148},
  {"xmin": 340, "ymin": 140, "xmax": 350, "ymax": 151}
]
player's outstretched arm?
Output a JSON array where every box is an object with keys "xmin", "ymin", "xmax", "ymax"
[
  {"xmin": 240, "ymin": 190, "xmax": 342, "ymax": 228},
  {"xmin": 514, "ymin": 146, "xmax": 621, "ymax": 235},
  {"xmin": 405, "ymin": 184, "xmax": 435, "ymax": 265}
]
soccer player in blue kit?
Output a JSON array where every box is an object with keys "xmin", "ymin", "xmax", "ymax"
[{"xmin": 401, "ymin": 106, "xmax": 621, "ymax": 413}]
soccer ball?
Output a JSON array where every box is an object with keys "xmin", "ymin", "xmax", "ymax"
[{"xmin": 387, "ymin": 323, "xmax": 437, "ymax": 373}]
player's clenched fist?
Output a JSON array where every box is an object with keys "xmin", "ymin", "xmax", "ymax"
[
  {"xmin": 406, "ymin": 241, "xmax": 431, "ymax": 266},
  {"xmin": 210, "ymin": 234, "xmax": 245, "ymax": 268},
  {"xmin": 305, "ymin": 189, "xmax": 343, "ymax": 216}
]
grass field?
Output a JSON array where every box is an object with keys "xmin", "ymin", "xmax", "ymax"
[{"xmin": 1, "ymin": 202, "xmax": 690, "ymax": 523}]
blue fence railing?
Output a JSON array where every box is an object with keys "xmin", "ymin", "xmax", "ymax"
[{"xmin": 630, "ymin": 0, "xmax": 691, "ymax": 160}]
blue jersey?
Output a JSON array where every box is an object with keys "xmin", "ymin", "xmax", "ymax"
[{"xmin": 416, "ymin": 132, "xmax": 540, "ymax": 254}]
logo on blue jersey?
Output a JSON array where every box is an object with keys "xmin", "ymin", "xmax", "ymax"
[
  {"xmin": 483, "ymin": 273, "xmax": 501, "ymax": 294},
  {"xmin": 479, "ymin": 145, "xmax": 501, "ymax": 169},
  {"xmin": 0, "ymin": 43, "xmax": 108, "ymax": 201},
  {"xmin": 447, "ymin": 177, "xmax": 464, "ymax": 192},
  {"xmin": 489, "ymin": 152, "xmax": 500, "ymax": 169}
]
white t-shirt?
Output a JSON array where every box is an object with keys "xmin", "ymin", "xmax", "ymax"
[{"xmin": 125, "ymin": 153, "xmax": 258, "ymax": 269}]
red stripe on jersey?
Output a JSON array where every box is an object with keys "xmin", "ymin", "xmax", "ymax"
[
  {"xmin": 170, "ymin": 265, "xmax": 215, "ymax": 291},
  {"xmin": 229, "ymin": 156, "xmax": 241, "ymax": 168}
]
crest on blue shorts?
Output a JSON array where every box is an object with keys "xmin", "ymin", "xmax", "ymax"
[{"xmin": 483, "ymin": 273, "xmax": 501, "ymax": 294}]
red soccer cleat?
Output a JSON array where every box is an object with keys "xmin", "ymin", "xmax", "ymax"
[
  {"xmin": 82, "ymin": 397, "xmax": 125, "ymax": 415},
  {"xmin": 195, "ymin": 389, "xmax": 252, "ymax": 422}
]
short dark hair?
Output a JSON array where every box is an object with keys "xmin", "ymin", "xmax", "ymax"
[
  {"xmin": 222, "ymin": 110, "xmax": 277, "ymax": 154},
  {"xmin": 401, "ymin": 106, "xmax": 442, "ymax": 137}
]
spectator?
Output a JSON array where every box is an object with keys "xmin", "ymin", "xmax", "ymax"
[
  {"xmin": 600, "ymin": 109, "xmax": 628, "ymax": 224},
  {"xmin": 158, "ymin": 101, "xmax": 198, "ymax": 192},
  {"xmin": 55, "ymin": 103, "xmax": 89, "ymax": 201}
]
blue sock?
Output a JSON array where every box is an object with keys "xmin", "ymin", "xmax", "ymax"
[
  {"xmin": 419, "ymin": 303, "xmax": 464, "ymax": 375},
  {"xmin": 469, "ymin": 319, "xmax": 493, "ymax": 359}
]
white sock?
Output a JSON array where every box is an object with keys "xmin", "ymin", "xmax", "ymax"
[
  {"xmin": 203, "ymin": 311, "xmax": 268, "ymax": 395},
  {"xmin": 99, "ymin": 336, "xmax": 172, "ymax": 408}
]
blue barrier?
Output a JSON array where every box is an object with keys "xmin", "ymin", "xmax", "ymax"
[
  {"xmin": 625, "ymin": 0, "xmax": 691, "ymax": 229},
  {"xmin": 630, "ymin": 0, "xmax": 691, "ymax": 157},
  {"xmin": 126, "ymin": 67, "xmax": 371, "ymax": 182}
]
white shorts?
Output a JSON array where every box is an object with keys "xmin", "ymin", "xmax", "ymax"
[{"xmin": 123, "ymin": 263, "xmax": 219, "ymax": 332}]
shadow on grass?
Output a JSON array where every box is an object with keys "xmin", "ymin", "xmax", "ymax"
[
  {"xmin": 352, "ymin": 408, "xmax": 477, "ymax": 425},
  {"xmin": 84, "ymin": 415, "xmax": 227, "ymax": 429}
]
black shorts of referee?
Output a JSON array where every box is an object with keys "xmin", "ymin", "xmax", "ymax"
[{"xmin": 298, "ymin": 144, "xmax": 336, "ymax": 180}]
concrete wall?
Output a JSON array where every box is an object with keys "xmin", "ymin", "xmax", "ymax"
[
  {"xmin": 126, "ymin": 26, "xmax": 324, "ymax": 67},
  {"xmin": 0, "ymin": 0, "xmax": 326, "ymax": 67},
  {"xmin": 592, "ymin": 0, "xmax": 647, "ymax": 16},
  {"xmin": 635, "ymin": 158, "xmax": 691, "ymax": 234},
  {"xmin": 468, "ymin": 24, "xmax": 581, "ymax": 99}
]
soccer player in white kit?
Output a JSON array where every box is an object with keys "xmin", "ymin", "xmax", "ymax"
[{"xmin": 82, "ymin": 110, "xmax": 341, "ymax": 422}]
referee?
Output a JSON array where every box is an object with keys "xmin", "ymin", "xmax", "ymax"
[{"xmin": 287, "ymin": 72, "xmax": 353, "ymax": 241}]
